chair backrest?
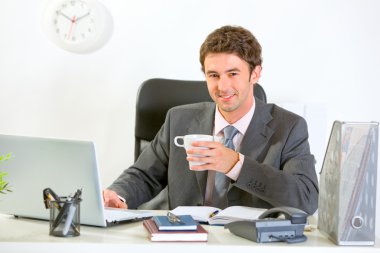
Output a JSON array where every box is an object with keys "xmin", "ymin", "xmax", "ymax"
[{"xmin": 134, "ymin": 78, "xmax": 267, "ymax": 161}]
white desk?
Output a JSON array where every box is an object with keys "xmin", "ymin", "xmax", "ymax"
[{"xmin": 0, "ymin": 213, "xmax": 378, "ymax": 253}]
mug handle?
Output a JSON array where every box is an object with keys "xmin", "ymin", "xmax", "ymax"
[{"xmin": 174, "ymin": 136, "xmax": 185, "ymax": 147}]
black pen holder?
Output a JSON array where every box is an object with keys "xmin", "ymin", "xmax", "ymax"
[{"xmin": 49, "ymin": 197, "xmax": 81, "ymax": 237}]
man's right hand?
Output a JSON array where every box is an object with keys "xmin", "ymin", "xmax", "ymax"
[{"xmin": 103, "ymin": 189, "xmax": 128, "ymax": 209}]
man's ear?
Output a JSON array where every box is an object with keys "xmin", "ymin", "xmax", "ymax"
[{"xmin": 250, "ymin": 65, "xmax": 262, "ymax": 84}]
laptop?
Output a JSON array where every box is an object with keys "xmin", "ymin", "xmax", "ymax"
[{"xmin": 0, "ymin": 134, "xmax": 152, "ymax": 227}]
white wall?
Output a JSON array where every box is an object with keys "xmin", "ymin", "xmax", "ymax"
[{"xmin": 1, "ymin": 0, "xmax": 379, "ymax": 235}]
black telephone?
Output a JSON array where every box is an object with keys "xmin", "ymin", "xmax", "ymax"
[{"xmin": 225, "ymin": 206, "xmax": 308, "ymax": 243}]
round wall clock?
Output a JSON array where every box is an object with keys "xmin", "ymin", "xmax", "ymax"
[{"xmin": 43, "ymin": 0, "xmax": 113, "ymax": 54}]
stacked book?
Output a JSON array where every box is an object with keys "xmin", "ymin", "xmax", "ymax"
[{"xmin": 143, "ymin": 213, "xmax": 208, "ymax": 242}]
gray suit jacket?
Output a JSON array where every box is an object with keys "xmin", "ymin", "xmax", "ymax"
[{"xmin": 109, "ymin": 99, "xmax": 319, "ymax": 214}]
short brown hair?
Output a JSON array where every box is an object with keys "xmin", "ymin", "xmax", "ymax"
[{"xmin": 199, "ymin": 25, "xmax": 262, "ymax": 73}]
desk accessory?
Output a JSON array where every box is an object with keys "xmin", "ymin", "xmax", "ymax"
[
  {"xmin": 225, "ymin": 206, "xmax": 308, "ymax": 243},
  {"xmin": 167, "ymin": 211, "xmax": 183, "ymax": 224},
  {"xmin": 42, "ymin": 0, "xmax": 113, "ymax": 54},
  {"xmin": 318, "ymin": 121, "xmax": 378, "ymax": 245},
  {"xmin": 44, "ymin": 188, "xmax": 82, "ymax": 237},
  {"xmin": 153, "ymin": 213, "xmax": 197, "ymax": 231},
  {"xmin": 143, "ymin": 219, "xmax": 208, "ymax": 242}
]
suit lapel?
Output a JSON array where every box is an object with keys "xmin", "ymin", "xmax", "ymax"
[
  {"xmin": 226, "ymin": 100, "xmax": 274, "ymax": 193},
  {"xmin": 186, "ymin": 105, "xmax": 215, "ymax": 135},
  {"xmin": 239, "ymin": 99, "xmax": 274, "ymax": 159}
]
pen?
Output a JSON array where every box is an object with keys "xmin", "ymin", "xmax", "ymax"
[
  {"xmin": 61, "ymin": 189, "xmax": 81, "ymax": 235},
  {"xmin": 72, "ymin": 188, "xmax": 82, "ymax": 201},
  {"xmin": 209, "ymin": 210, "xmax": 219, "ymax": 218},
  {"xmin": 63, "ymin": 204, "xmax": 77, "ymax": 235},
  {"xmin": 52, "ymin": 201, "xmax": 70, "ymax": 229}
]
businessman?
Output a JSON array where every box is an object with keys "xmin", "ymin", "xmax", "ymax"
[{"xmin": 103, "ymin": 25, "xmax": 319, "ymax": 214}]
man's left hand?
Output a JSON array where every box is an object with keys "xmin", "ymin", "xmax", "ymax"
[{"xmin": 186, "ymin": 141, "xmax": 239, "ymax": 173}]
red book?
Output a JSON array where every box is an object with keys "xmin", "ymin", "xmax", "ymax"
[{"xmin": 143, "ymin": 219, "xmax": 208, "ymax": 242}]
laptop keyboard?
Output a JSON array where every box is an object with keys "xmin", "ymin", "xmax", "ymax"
[{"xmin": 104, "ymin": 207, "xmax": 153, "ymax": 223}]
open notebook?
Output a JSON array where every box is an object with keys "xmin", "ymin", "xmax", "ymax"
[
  {"xmin": 0, "ymin": 134, "xmax": 152, "ymax": 227},
  {"xmin": 171, "ymin": 206, "xmax": 266, "ymax": 225}
]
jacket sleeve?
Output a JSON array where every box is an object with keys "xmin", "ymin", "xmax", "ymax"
[
  {"xmin": 234, "ymin": 116, "xmax": 319, "ymax": 214},
  {"xmin": 107, "ymin": 112, "xmax": 172, "ymax": 209}
]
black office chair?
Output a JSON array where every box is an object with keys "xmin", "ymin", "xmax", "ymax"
[{"xmin": 134, "ymin": 78, "xmax": 266, "ymax": 209}]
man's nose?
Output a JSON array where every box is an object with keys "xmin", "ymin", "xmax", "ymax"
[{"xmin": 217, "ymin": 75, "xmax": 231, "ymax": 91}]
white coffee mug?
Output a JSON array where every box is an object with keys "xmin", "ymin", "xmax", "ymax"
[{"xmin": 174, "ymin": 134, "xmax": 222, "ymax": 166}]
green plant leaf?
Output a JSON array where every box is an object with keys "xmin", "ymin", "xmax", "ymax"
[{"xmin": 0, "ymin": 152, "xmax": 13, "ymax": 194}]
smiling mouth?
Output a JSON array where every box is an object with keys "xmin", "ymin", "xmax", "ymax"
[{"xmin": 217, "ymin": 93, "xmax": 236, "ymax": 100}]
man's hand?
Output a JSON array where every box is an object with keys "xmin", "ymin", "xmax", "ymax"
[
  {"xmin": 186, "ymin": 141, "xmax": 239, "ymax": 173},
  {"xmin": 103, "ymin": 189, "xmax": 128, "ymax": 209}
]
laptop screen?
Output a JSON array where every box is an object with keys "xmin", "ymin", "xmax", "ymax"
[{"xmin": 0, "ymin": 134, "xmax": 109, "ymax": 227}]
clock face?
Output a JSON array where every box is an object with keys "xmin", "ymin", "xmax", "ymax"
[
  {"xmin": 43, "ymin": 0, "xmax": 113, "ymax": 53},
  {"xmin": 54, "ymin": 1, "xmax": 95, "ymax": 44}
]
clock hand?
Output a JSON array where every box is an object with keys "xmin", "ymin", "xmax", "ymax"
[
  {"xmin": 76, "ymin": 12, "xmax": 90, "ymax": 22},
  {"xmin": 58, "ymin": 11, "xmax": 72, "ymax": 22},
  {"xmin": 67, "ymin": 16, "xmax": 77, "ymax": 40}
]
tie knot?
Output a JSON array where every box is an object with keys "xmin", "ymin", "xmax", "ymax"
[
  {"xmin": 224, "ymin": 125, "xmax": 239, "ymax": 140},
  {"xmin": 223, "ymin": 125, "xmax": 239, "ymax": 150}
]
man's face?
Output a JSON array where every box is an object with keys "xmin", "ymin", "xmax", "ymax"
[{"xmin": 204, "ymin": 53, "xmax": 260, "ymax": 122}]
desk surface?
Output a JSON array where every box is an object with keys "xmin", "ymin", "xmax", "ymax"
[{"xmin": 0, "ymin": 213, "xmax": 378, "ymax": 253}]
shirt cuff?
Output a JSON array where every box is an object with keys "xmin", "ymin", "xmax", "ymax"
[{"xmin": 226, "ymin": 153, "xmax": 244, "ymax": 181}]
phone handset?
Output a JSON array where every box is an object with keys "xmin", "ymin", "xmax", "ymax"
[{"xmin": 258, "ymin": 206, "xmax": 308, "ymax": 224}]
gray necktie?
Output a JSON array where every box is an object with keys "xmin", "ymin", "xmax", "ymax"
[{"xmin": 212, "ymin": 125, "xmax": 239, "ymax": 208}]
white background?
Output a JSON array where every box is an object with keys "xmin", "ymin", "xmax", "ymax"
[{"xmin": 0, "ymin": 0, "xmax": 379, "ymax": 236}]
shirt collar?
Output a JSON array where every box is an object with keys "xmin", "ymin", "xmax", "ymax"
[{"xmin": 214, "ymin": 97, "xmax": 256, "ymax": 136}]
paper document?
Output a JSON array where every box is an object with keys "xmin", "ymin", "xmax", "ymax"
[{"xmin": 171, "ymin": 206, "xmax": 266, "ymax": 225}]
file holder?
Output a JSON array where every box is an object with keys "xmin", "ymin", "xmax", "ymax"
[
  {"xmin": 49, "ymin": 197, "xmax": 81, "ymax": 237},
  {"xmin": 318, "ymin": 121, "xmax": 378, "ymax": 245}
]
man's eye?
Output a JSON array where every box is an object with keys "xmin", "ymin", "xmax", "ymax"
[
  {"xmin": 208, "ymin": 74, "xmax": 219, "ymax": 78},
  {"xmin": 229, "ymin": 72, "xmax": 238, "ymax": 76}
]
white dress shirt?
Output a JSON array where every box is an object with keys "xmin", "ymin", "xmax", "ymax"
[{"xmin": 213, "ymin": 98, "xmax": 256, "ymax": 181}]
